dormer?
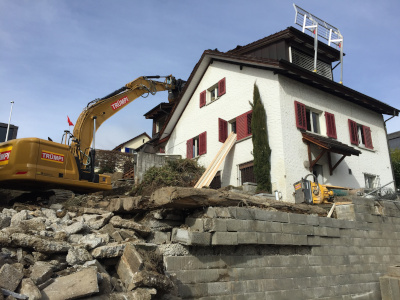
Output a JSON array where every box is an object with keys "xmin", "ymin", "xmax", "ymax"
[
  {"xmin": 144, "ymin": 103, "xmax": 174, "ymax": 138},
  {"xmin": 228, "ymin": 27, "xmax": 342, "ymax": 81}
]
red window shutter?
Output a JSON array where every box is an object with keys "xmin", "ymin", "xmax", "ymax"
[
  {"xmin": 199, "ymin": 132, "xmax": 207, "ymax": 155},
  {"xmin": 247, "ymin": 112, "xmax": 252, "ymax": 135},
  {"xmin": 218, "ymin": 118, "xmax": 228, "ymax": 143},
  {"xmin": 236, "ymin": 110, "xmax": 253, "ymax": 141},
  {"xmin": 294, "ymin": 101, "xmax": 307, "ymax": 130},
  {"xmin": 186, "ymin": 138, "xmax": 193, "ymax": 158},
  {"xmin": 200, "ymin": 90, "xmax": 206, "ymax": 108},
  {"xmin": 159, "ymin": 148, "xmax": 165, "ymax": 153},
  {"xmin": 325, "ymin": 112, "xmax": 337, "ymax": 139},
  {"xmin": 363, "ymin": 126, "xmax": 373, "ymax": 149},
  {"xmin": 218, "ymin": 78, "xmax": 226, "ymax": 97},
  {"xmin": 348, "ymin": 119, "xmax": 359, "ymax": 145}
]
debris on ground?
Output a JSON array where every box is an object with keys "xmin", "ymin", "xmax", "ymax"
[{"xmin": 0, "ymin": 176, "xmax": 336, "ymax": 299}]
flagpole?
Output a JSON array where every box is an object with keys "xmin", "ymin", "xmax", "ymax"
[{"xmin": 5, "ymin": 101, "xmax": 14, "ymax": 142}]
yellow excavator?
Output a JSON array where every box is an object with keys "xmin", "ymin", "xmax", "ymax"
[{"xmin": 0, "ymin": 75, "xmax": 180, "ymax": 193}]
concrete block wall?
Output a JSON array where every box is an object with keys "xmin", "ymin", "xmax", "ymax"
[{"xmin": 163, "ymin": 199, "xmax": 400, "ymax": 299}]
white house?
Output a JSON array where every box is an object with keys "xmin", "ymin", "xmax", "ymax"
[
  {"xmin": 113, "ymin": 132, "xmax": 150, "ymax": 153},
  {"xmin": 154, "ymin": 27, "xmax": 399, "ymax": 202}
]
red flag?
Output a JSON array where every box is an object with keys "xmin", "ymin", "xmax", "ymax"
[{"xmin": 67, "ymin": 116, "xmax": 74, "ymax": 126}]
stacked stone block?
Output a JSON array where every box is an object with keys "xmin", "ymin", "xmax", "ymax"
[{"xmin": 165, "ymin": 198, "xmax": 400, "ymax": 299}]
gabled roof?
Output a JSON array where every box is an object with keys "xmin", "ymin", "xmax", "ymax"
[
  {"xmin": 157, "ymin": 28, "xmax": 399, "ymax": 143},
  {"xmin": 113, "ymin": 132, "xmax": 151, "ymax": 151},
  {"xmin": 388, "ymin": 131, "xmax": 400, "ymax": 141},
  {"xmin": 144, "ymin": 102, "xmax": 174, "ymax": 119}
]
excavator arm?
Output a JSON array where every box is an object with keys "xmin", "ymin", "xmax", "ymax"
[{"xmin": 71, "ymin": 75, "xmax": 176, "ymax": 167}]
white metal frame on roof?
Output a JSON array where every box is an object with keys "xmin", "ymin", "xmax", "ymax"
[{"xmin": 293, "ymin": 4, "xmax": 344, "ymax": 84}]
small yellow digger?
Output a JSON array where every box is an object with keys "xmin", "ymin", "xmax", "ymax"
[{"xmin": 294, "ymin": 174, "xmax": 337, "ymax": 205}]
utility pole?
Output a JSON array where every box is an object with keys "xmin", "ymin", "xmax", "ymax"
[{"xmin": 5, "ymin": 101, "xmax": 14, "ymax": 142}]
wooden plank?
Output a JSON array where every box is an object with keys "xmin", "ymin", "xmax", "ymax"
[
  {"xmin": 194, "ymin": 132, "xmax": 237, "ymax": 188},
  {"xmin": 327, "ymin": 203, "xmax": 336, "ymax": 218}
]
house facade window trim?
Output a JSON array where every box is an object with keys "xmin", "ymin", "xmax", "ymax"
[
  {"xmin": 348, "ymin": 119, "xmax": 373, "ymax": 150},
  {"xmin": 200, "ymin": 77, "xmax": 226, "ymax": 108},
  {"xmin": 186, "ymin": 131, "xmax": 207, "ymax": 158}
]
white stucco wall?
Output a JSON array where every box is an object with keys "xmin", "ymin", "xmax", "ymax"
[
  {"xmin": 165, "ymin": 60, "xmax": 394, "ymax": 202},
  {"xmin": 120, "ymin": 135, "xmax": 150, "ymax": 152},
  {"xmin": 278, "ymin": 75, "xmax": 394, "ymax": 201},
  {"xmin": 165, "ymin": 60, "xmax": 284, "ymax": 193}
]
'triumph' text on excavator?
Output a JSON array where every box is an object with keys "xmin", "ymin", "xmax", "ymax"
[{"xmin": 0, "ymin": 75, "xmax": 180, "ymax": 193}]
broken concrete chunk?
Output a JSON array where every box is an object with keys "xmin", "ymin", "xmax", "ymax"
[
  {"xmin": 1, "ymin": 209, "xmax": 16, "ymax": 218},
  {"xmin": 83, "ymin": 259, "xmax": 108, "ymax": 275},
  {"xmin": 83, "ymin": 213, "xmax": 113, "ymax": 230},
  {"xmin": 66, "ymin": 247, "xmax": 93, "ymax": 265},
  {"xmin": 41, "ymin": 267, "xmax": 99, "ymax": 300},
  {"xmin": 0, "ymin": 232, "xmax": 11, "ymax": 246},
  {"xmin": 109, "ymin": 216, "xmax": 151, "ymax": 237},
  {"xmin": 32, "ymin": 252, "xmax": 48, "ymax": 262},
  {"xmin": 30, "ymin": 261, "xmax": 54, "ymax": 285},
  {"xmin": 0, "ymin": 214, "xmax": 11, "ymax": 229},
  {"xmin": 11, "ymin": 233, "xmax": 70, "ymax": 253},
  {"xmin": 63, "ymin": 221, "xmax": 85, "ymax": 235},
  {"xmin": 98, "ymin": 223, "xmax": 115, "ymax": 236},
  {"xmin": 0, "ymin": 264, "xmax": 24, "ymax": 291},
  {"xmin": 116, "ymin": 244, "xmax": 144, "ymax": 289},
  {"xmin": 40, "ymin": 209, "xmax": 58, "ymax": 221},
  {"xmin": 79, "ymin": 233, "xmax": 109, "ymax": 249},
  {"xmin": 18, "ymin": 278, "xmax": 41, "ymax": 300},
  {"xmin": 91, "ymin": 242, "xmax": 126, "ymax": 258},
  {"xmin": 111, "ymin": 231, "xmax": 124, "ymax": 242},
  {"xmin": 129, "ymin": 270, "xmax": 173, "ymax": 293},
  {"xmin": 10, "ymin": 210, "xmax": 29, "ymax": 227}
]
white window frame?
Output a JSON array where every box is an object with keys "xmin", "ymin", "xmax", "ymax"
[
  {"xmin": 305, "ymin": 107, "xmax": 322, "ymax": 134},
  {"xmin": 207, "ymin": 83, "xmax": 219, "ymax": 104}
]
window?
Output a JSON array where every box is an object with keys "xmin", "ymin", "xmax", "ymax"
[
  {"xmin": 364, "ymin": 173, "xmax": 377, "ymax": 189},
  {"xmin": 295, "ymin": 101, "xmax": 337, "ymax": 138},
  {"xmin": 306, "ymin": 109, "xmax": 320, "ymax": 134},
  {"xmin": 200, "ymin": 78, "xmax": 226, "ymax": 108},
  {"xmin": 295, "ymin": 101, "xmax": 320, "ymax": 133},
  {"xmin": 239, "ymin": 161, "xmax": 256, "ymax": 184},
  {"xmin": 186, "ymin": 132, "xmax": 207, "ymax": 158},
  {"xmin": 348, "ymin": 119, "xmax": 373, "ymax": 149},
  {"xmin": 153, "ymin": 116, "xmax": 167, "ymax": 135},
  {"xmin": 236, "ymin": 110, "xmax": 252, "ymax": 141},
  {"xmin": 209, "ymin": 84, "xmax": 218, "ymax": 102}
]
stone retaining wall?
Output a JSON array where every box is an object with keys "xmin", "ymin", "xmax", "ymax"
[{"xmin": 163, "ymin": 198, "xmax": 400, "ymax": 299}]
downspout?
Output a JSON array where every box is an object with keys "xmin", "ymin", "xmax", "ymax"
[{"xmin": 384, "ymin": 112, "xmax": 397, "ymax": 192}]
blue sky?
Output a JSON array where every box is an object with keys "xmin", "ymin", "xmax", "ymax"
[{"xmin": 1, "ymin": 0, "xmax": 399, "ymax": 149}]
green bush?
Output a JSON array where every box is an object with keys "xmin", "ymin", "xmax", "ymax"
[
  {"xmin": 391, "ymin": 149, "xmax": 400, "ymax": 188},
  {"xmin": 131, "ymin": 158, "xmax": 205, "ymax": 196}
]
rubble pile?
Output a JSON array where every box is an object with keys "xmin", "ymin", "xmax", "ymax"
[{"xmin": 0, "ymin": 186, "xmax": 327, "ymax": 299}]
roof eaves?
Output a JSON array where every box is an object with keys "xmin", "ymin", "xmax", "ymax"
[
  {"xmin": 278, "ymin": 60, "xmax": 399, "ymax": 116},
  {"xmin": 112, "ymin": 132, "xmax": 151, "ymax": 151}
]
